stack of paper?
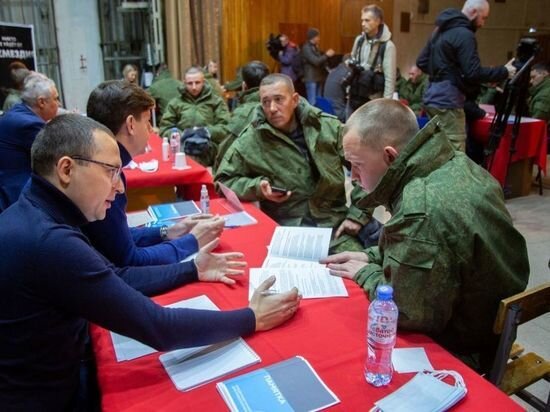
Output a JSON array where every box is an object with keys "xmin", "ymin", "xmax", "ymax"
[
  {"xmin": 248, "ymin": 227, "xmax": 348, "ymax": 299},
  {"xmin": 110, "ymin": 295, "xmax": 261, "ymax": 391}
]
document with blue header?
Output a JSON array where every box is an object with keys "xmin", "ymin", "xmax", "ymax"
[{"xmin": 216, "ymin": 356, "xmax": 340, "ymax": 412}]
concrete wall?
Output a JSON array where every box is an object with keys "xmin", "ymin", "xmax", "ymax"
[
  {"xmin": 54, "ymin": 0, "xmax": 104, "ymax": 112},
  {"xmin": 392, "ymin": 0, "xmax": 550, "ymax": 75}
]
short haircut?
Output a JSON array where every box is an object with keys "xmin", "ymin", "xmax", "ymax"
[
  {"xmin": 532, "ymin": 62, "xmax": 550, "ymax": 73},
  {"xmin": 463, "ymin": 0, "xmax": 489, "ymax": 14},
  {"xmin": 185, "ymin": 66, "xmax": 204, "ymax": 77},
  {"xmin": 86, "ymin": 80, "xmax": 155, "ymax": 135},
  {"xmin": 260, "ymin": 73, "xmax": 295, "ymax": 93},
  {"xmin": 242, "ymin": 61, "xmax": 270, "ymax": 88},
  {"xmin": 344, "ymin": 99, "xmax": 419, "ymax": 150},
  {"xmin": 31, "ymin": 114, "xmax": 114, "ymax": 177},
  {"xmin": 362, "ymin": 4, "xmax": 384, "ymax": 22},
  {"xmin": 21, "ymin": 72, "xmax": 55, "ymax": 107}
]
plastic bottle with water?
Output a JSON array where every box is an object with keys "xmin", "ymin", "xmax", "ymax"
[
  {"xmin": 365, "ymin": 285, "xmax": 398, "ymax": 387},
  {"xmin": 170, "ymin": 128, "xmax": 181, "ymax": 166},
  {"xmin": 199, "ymin": 184, "xmax": 210, "ymax": 214}
]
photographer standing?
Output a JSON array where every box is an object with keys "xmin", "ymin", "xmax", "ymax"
[
  {"xmin": 417, "ymin": 0, "xmax": 516, "ymax": 151},
  {"xmin": 347, "ymin": 4, "xmax": 396, "ymax": 112}
]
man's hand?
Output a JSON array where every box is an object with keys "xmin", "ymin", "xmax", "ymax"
[
  {"xmin": 325, "ymin": 260, "xmax": 367, "ymax": 279},
  {"xmin": 259, "ymin": 180, "xmax": 292, "ymax": 203},
  {"xmin": 195, "ymin": 238, "xmax": 246, "ymax": 285},
  {"xmin": 334, "ymin": 219, "xmax": 362, "ymax": 239},
  {"xmin": 249, "ymin": 276, "xmax": 302, "ymax": 331},
  {"xmin": 326, "ymin": 49, "xmax": 335, "ymax": 57},
  {"xmin": 505, "ymin": 58, "xmax": 517, "ymax": 78},
  {"xmin": 320, "ymin": 251, "xmax": 369, "ymax": 265},
  {"xmin": 190, "ymin": 216, "xmax": 225, "ymax": 247},
  {"xmin": 166, "ymin": 214, "xmax": 213, "ymax": 239}
]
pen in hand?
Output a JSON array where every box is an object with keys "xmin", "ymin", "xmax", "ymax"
[{"xmin": 260, "ymin": 289, "xmax": 279, "ymax": 296}]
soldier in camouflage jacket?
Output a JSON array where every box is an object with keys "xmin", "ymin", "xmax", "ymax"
[
  {"xmin": 159, "ymin": 67, "xmax": 230, "ymax": 166},
  {"xmin": 215, "ymin": 74, "xmax": 373, "ymax": 248},
  {"xmin": 323, "ymin": 99, "xmax": 529, "ymax": 372}
]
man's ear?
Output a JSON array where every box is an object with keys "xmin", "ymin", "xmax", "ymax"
[
  {"xmin": 383, "ymin": 146, "xmax": 399, "ymax": 165},
  {"xmin": 125, "ymin": 114, "xmax": 136, "ymax": 136},
  {"xmin": 56, "ymin": 156, "xmax": 74, "ymax": 187}
]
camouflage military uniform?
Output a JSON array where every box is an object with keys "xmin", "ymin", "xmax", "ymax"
[
  {"xmin": 398, "ymin": 74, "xmax": 428, "ymax": 115},
  {"xmin": 528, "ymin": 76, "xmax": 550, "ymax": 121},
  {"xmin": 215, "ymin": 98, "xmax": 372, "ymax": 240},
  {"xmin": 159, "ymin": 83, "xmax": 230, "ymax": 166},
  {"xmin": 354, "ymin": 118, "xmax": 529, "ymax": 371},
  {"xmin": 147, "ymin": 70, "xmax": 184, "ymax": 121},
  {"xmin": 214, "ymin": 87, "xmax": 260, "ymax": 173}
]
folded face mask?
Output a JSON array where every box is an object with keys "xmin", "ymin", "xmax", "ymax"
[
  {"xmin": 372, "ymin": 370, "xmax": 467, "ymax": 412},
  {"xmin": 138, "ymin": 159, "xmax": 158, "ymax": 173}
]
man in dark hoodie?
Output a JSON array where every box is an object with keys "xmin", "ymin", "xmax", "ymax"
[{"xmin": 417, "ymin": 0, "xmax": 516, "ymax": 152}]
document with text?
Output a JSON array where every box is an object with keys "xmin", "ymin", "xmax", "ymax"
[
  {"xmin": 248, "ymin": 267, "xmax": 348, "ymax": 300},
  {"xmin": 266, "ymin": 226, "xmax": 333, "ymax": 261}
]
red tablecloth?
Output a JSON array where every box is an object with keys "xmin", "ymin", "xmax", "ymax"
[
  {"xmin": 124, "ymin": 133, "xmax": 215, "ymax": 200},
  {"xmin": 90, "ymin": 200, "xmax": 521, "ymax": 411},
  {"xmin": 471, "ymin": 114, "xmax": 547, "ymax": 185}
]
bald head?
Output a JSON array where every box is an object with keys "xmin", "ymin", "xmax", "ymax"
[
  {"xmin": 345, "ymin": 99, "xmax": 419, "ymax": 150},
  {"xmin": 462, "ymin": 0, "xmax": 490, "ymax": 28}
]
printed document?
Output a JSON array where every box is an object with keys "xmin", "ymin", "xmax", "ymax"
[
  {"xmin": 266, "ymin": 226, "xmax": 332, "ymax": 261},
  {"xmin": 248, "ymin": 267, "xmax": 348, "ymax": 300}
]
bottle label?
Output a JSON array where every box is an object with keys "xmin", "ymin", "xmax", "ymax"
[{"xmin": 369, "ymin": 315, "xmax": 397, "ymax": 344}]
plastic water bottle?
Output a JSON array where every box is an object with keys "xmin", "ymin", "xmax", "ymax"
[
  {"xmin": 365, "ymin": 285, "xmax": 398, "ymax": 387},
  {"xmin": 170, "ymin": 128, "xmax": 181, "ymax": 166},
  {"xmin": 162, "ymin": 137, "xmax": 170, "ymax": 162},
  {"xmin": 200, "ymin": 184, "xmax": 210, "ymax": 214}
]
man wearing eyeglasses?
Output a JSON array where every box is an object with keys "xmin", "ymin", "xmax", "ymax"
[
  {"xmin": 82, "ymin": 80, "xmax": 224, "ymax": 267},
  {"xmin": 0, "ymin": 71, "xmax": 60, "ymax": 211},
  {"xmin": 0, "ymin": 114, "xmax": 301, "ymax": 409}
]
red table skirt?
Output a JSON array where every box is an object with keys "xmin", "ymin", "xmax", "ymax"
[
  {"xmin": 471, "ymin": 114, "xmax": 547, "ymax": 185},
  {"xmin": 124, "ymin": 133, "xmax": 216, "ymax": 200}
]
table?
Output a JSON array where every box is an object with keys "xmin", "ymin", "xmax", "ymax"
[
  {"xmin": 123, "ymin": 134, "xmax": 215, "ymax": 211},
  {"xmin": 90, "ymin": 200, "xmax": 522, "ymax": 411},
  {"xmin": 471, "ymin": 113, "xmax": 547, "ymax": 195}
]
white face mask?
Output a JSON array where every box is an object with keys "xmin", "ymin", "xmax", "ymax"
[{"xmin": 372, "ymin": 370, "xmax": 467, "ymax": 412}]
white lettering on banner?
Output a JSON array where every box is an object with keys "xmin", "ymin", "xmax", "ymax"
[{"xmin": 0, "ymin": 49, "xmax": 34, "ymax": 59}]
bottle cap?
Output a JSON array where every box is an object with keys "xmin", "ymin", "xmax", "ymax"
[{"xmin": 376, "ymin": 285, "xmax": 394, "ymax": 300}]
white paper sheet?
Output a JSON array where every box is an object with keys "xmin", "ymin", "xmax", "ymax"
[
  {"xmin": 392, "ymin": 347, "xmax": 434, "ymax": 373},
  {"xmin": 267, "ymin": 226, "xmax": 332, "ymax": 261},
  {"xmin": 248, "ymin": 267, "xmax": 348, "ymax": 300}
]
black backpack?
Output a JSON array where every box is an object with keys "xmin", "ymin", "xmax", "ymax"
[{"xmin": 181, "ymin": 127, "xmax": 211, "ymax": 156}]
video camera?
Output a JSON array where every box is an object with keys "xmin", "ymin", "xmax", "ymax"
[
  {"xmin": 266, "ymin": 34, "xmax": 284, "ymax": 61},
  {"xmin": 513, "ymin": 37, "xmax": 540, "ymax": 72}
]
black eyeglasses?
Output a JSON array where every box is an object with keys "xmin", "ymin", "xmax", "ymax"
[{"xmin": 71, "ymin": 156, "xmax": 122, "ymax": 183}]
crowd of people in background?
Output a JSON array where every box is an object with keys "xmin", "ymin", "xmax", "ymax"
[{"xmin": 0, "ymin": 0, "xmax": 545, "ymax": 409}]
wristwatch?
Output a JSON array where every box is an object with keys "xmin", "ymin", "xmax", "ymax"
[{"xmin": 160, "ymin": 225, "xmax": 169, "ymax": 240}]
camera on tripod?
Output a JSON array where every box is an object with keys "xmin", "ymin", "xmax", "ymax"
[
  {"xmin": 513, "ymin": 37, "xmax": 540, "ymax": 72},
  {"xmin": 341, "ymin": 57, "xmax": 364, "ymax": 88}
]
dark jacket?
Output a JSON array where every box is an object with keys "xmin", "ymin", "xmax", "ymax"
[
  {"xmin": 0, "ymin": 174, "xmax": 255, "ymax": 410},
  {"xmin": 417, "ymin": 8, "xmax": 508, "ymax": 108},
  {"xmin": 302, "ymin": 41, "xmax": 328, "ymax": 83},
  {"xmin": 0, "ymin": 103, "xmax": 45, "ymax": 211}
]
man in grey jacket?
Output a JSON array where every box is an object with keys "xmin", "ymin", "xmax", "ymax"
[{"xmin": 302, "ymin": 28, "xmax": 335, "ymax": 105}]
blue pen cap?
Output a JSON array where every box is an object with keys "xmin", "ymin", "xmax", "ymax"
[{"xmin": 376, "ymin": 285, "xmax": 394, "ymax": 300}]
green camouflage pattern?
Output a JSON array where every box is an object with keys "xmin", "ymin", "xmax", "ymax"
[
  {"xmin": 398, "ymin": 74, "xmax": 428, "ymax": 115},
  {"xmin": 147, "ymin": 70, "xmax": 184, "ymax": 121},
  {"xmin": 353, "ymin": 118, "xmax": 529, "ymax": 368},
  {"xmin": 159, "ymin": 83, "xmax": 230, "ymax": 166},
  {"xmin": 214, "ymin": 87, "xmax": 260, "ymax": 173},
  {"xmin": 426, "ymin": 107, "xmax": 466, "ymax": 151},
  {"xmin": 528, "ymin": 76, "xmax": 550, "ymax": 121},
  {"xmin": 215, "ymin": 98, "xmax": 372, "ymax": 232}
]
